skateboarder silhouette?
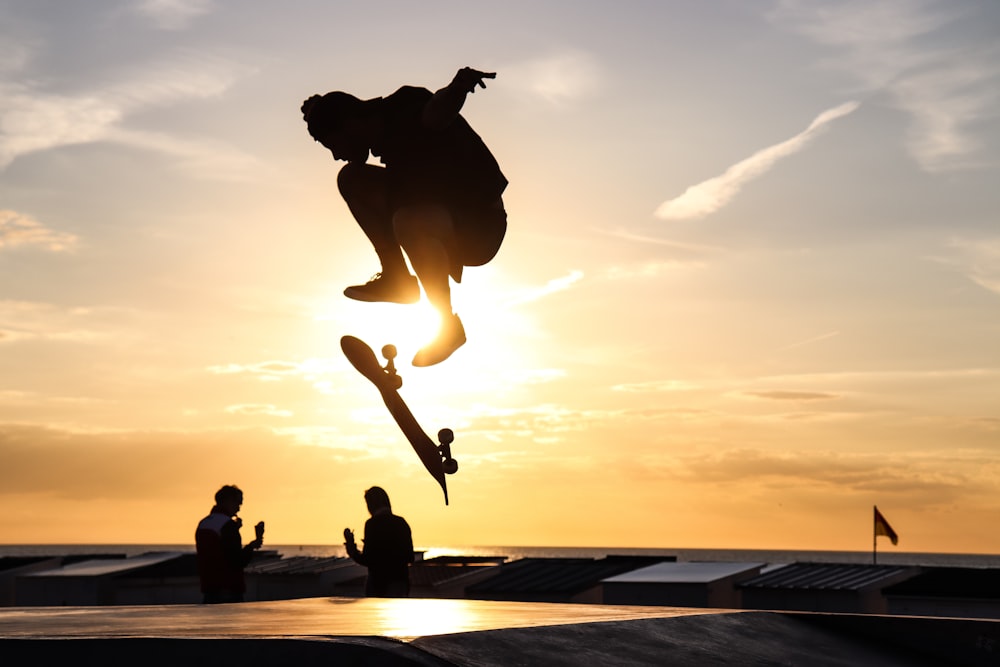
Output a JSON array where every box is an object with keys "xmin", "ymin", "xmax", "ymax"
[{"xmin": 302, "ymin": 67, "xmax": 508, "ymax": 366}]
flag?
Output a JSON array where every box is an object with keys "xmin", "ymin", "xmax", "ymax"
[{"xmin": 874, "ymin": 505, "xmax": 898, "ymax": 546}]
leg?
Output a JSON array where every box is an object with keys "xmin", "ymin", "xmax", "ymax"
[
  {"xmin": 337, "ymin": 163, "xmax": 419, "ymax": 303},
  {"xmin": 337, "ymin": 163, "xmax": 408, "ymax": 278},
  {"xmin": 393, "ymin": 204, "xmax": 454, "ymax": 315},
  {"xmin": 394, "ymin": 204, "xmax": 466, "ymax": 366}
]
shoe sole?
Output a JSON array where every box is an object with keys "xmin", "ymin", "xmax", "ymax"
[
  {"xmin": 412, "ymin": 337, "xmax": 466, "ymax": 367},
  {"xmin": 343, "ymin": 287, "xmax": 420, "ymax": 305}
]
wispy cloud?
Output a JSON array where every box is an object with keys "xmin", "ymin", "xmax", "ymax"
[
  {"xmin": 655, "ymin": 101, "xmax": 860, "ymax": 220},
  {"xmin": 770, "ymin": 0, "xmax": 1000, "ymax": 171},
  {"xmin": 0, "ymin": 49, "xmax": 258, "ymax": 177},
  {"xmin": 777, "ymin": 330, "xmax": 841, "ymax": 351},
  {"xmin": 207, "ymin": 358, "xmax": 339, "ymax": 381},
  {"xmin": 134, "ymin": 0, "xmax": 215, "ymax": 30},
  {"xmin": 670, "ymin": 446, "xmax": 985, "ymax": 502},
  {"xmin": 0, "ymin": 300, "xmax": 138, "ymax": 345},
  {"xmin": 743, "ymin": 391, "xmax": 839, "ymax": 401},
  {"xmin": 503, "ymin": 270, "xmax": 584, "ymax": 307},
  {"xmin": 941, "ymin": 237, "xmax": 1000, "ymax": 297},
  {"xmin": 0, "ymin": 210, "xmax": 77, "ymax": 252},
  {"xmin": 505, "ymin": 51, "xmax": 602, "ymax": 105},
  {"xmin": 612, "ymin": 380, "xmax": 700, "ymax": 393},
  {"xmin": 224, "ymin": 403, "xmax": 293, "ymax": 417}
]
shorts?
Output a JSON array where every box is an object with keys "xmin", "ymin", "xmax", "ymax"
[{"xmin": 450, "ymin": 198, "xmax": 507, "ymax": 281}]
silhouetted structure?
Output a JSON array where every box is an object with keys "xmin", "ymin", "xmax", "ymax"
[
  {"xmin": 466, "ymin": 556, "xmax": 675, "ymax": 604},
  {"xmin": 883, "ymin": 566, "xmax": 1000, "ymax": 618},
  {"xmin": 344, "ymin": 486, "xmax": 414, "ymax": 597},
  {"xmin": 602, "ymin": 561, "xmax": 764, "ymax": 608},
  {"xmin": 302, "ymin": 67, "xmax": 508, "ymax": 366},
  {"xmin": 738, "ymin": 562, "xmax": 917, "ymax": 614},
  {"xmin": 195, "ymin": 485, "xmax": 265, "ymax": 603}
]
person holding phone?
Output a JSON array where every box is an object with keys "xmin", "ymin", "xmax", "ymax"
[
  {"xmin": 344, "ymin": 486, "xmax": 413, "ymax": 597},
  {"xmin": 195, "ymin": 484, "xmax": 265, "ymax": 603}
]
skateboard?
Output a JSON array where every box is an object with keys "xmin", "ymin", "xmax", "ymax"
[{"xmin": 340, "ymin": 335, "xmax": 458, "ymax": 505}]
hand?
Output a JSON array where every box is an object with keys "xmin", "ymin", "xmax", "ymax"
[
  {"xmin": 343, "ymin": 528, "xmax": 355, "ymax": 544},
  {"xmin": 255, "ymin": 521, "xmax": 265, "ymax": 541},
  {"xmin": 453, "ymin": 67, "xmax": 496, "ymax": 94}
]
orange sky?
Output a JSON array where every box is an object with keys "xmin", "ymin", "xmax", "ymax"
[{"xmin": 1, "ymin": 1, "xmax": 999, "ymax": 554}]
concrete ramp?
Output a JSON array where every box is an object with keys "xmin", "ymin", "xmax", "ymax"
[
  {"xmin": 415, "ymin": 612, "xmax": 934, "ymax": 666},
  {"xmin": 1, "ymin": 597, "xmax": 998, "ymax": 666}
]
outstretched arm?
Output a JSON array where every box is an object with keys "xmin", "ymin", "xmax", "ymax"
[
  {"xmin": 344, "ymin": 527, "xmax": 366, "ymax": 565},
  {"xmin": 422, "ymin": 67, "xmax": 496, "ymax": 131}
]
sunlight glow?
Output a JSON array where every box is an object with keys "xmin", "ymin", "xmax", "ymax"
[{"xmin": 365, "ymin": 597, "xmax": 483, "ymax": 639}]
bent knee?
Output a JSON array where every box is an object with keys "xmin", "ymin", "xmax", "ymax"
[{"xmin": 337, "ymin": 162, "xmax": 384, "ymax": 198}]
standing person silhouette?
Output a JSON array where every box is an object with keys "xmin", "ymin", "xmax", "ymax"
[
  {"xmin": 344, "ymin": 486, "xmax": 414, "ymax": 597},
  {"xmin": 302, "ymin": 67, "xmax": 508, "ymax": 366},
  {"xmin": 195, "ymin": 485, "xmax": 264, "ymax": 604}
]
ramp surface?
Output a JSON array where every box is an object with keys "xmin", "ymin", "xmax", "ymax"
[{"xmin": 2, "ymin": 597, "xmax": 998, "ymax": 666}]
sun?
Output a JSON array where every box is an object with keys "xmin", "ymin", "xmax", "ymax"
[
  {"xmin": 312, "ymin": 265, "xmax": 542, "ymax": 403},
  {"xmin": 335, "ymin": 297, "xmax": 443, "ymax": 362}
]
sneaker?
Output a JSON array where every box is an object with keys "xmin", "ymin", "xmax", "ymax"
[
  {"xmin": 412, "ymin": 314, "xmax": 466, "ymax": 367},
  {"xmin": 344, "ymin": 273, "xmax": 420, "ymax": 304}
]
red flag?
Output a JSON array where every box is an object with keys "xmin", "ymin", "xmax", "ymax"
[{"xmin": 874, "ymin": 505, "xmax": 898, "ymax": 546}]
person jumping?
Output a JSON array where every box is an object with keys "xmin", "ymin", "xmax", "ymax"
[{"xmin": 302, "ymin": 67, "xmax": 508, "ymax": 366}]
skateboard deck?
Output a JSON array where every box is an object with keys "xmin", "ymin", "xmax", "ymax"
[{"xmin": 340, "ymin": 335, "xmax": 457, "ymax": 505}]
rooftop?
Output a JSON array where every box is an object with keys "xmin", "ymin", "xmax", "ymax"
[
  {"xmin": 24, "ymin": 552, "xmax": 187, "ymax": 578},
  {"xmin": 739, "ymin": 563, "xmax": 915, "ymax": 591},
  {"xmin": 467, "ymin": 556, "xmax": 672, "ymax": 595},
  {"xmin": 603, "ymin": 561, "xmax": 765, "ymax": 584}
]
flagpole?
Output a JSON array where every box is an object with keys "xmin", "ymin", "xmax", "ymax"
[{"xmin": 872, "ymin": 505, "xmax": 877, "ymax": 565}]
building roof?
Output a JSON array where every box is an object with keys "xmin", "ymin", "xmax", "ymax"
[
  {"xmin": 24, "ymin": 552, "xmax": 186, "ymax": 578},
  {"xmin": 421, "ymin": 556, "xmax": 507, "ymax": 566},
  {"xmin": 883, "ymin": 567, "xmax": 1000, "ymax": 599},
  {"xmin": 0, "ymin": 556, "xmax": 54, "ymax": 572},
  {"xmin": 737, "ymin": 563, "xmax": 914, "ymax": 591},
  {"xmin": 244, "ymin": 556, "xmax": 349, "ymax": 576},
  {"xmin": 410, "ymin": 556, "xmax": 506, "ymax": 588},
  {"xmin": 466, "ymin": 557, "xmax": 672, "ymax": 596},
  {"xmin": 603, "ymin": 562, "xmax": 764, "ymax": 585}
]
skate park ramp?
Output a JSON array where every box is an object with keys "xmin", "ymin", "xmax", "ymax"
[{"xmin": 1, "ymin": 597, "xmax": 998, "ymax": 665}]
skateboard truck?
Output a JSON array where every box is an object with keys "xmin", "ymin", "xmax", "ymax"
[
  {"xmin": 438, "ymin": 428, "xmax": 458, "ymax": 474},
  {"xmin": 378, "ymin": 344, "xmax": 458, "ymax": 476},
  {"xmin": 380, "ymin": 344, "xmax": 403, "ymax": 390}
]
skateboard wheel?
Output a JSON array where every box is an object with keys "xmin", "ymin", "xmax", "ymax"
[
  {"xmin": 381, "ymin": 344, "xmax": 397, "ymax": 360},
  {"xmin": 438, "ymin": 428, "xmax": 454, "ymax": 444},
  {"xmin": 443, "ymin": 458, "xmax": 458, "ymax": 475}
]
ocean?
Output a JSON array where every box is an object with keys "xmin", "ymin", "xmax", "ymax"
[{"xmin": 2, "ymin": 544, "xmax": 999, "ymax": 568}]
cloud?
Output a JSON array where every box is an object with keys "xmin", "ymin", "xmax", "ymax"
[
  {"xmin": 206, "ymin": 358, "xmax": 340, "ymax": 381},
  {"xmin": 890, "ymin": 57, "xmax": 1000, "ymax": 170},
  {"xmin": 612, "ymin": 380, "xmax": 700, "ymax": 393},
  {"xmin": 669, "ymin": 446, "xmax": 987, "ymax": 503},
  {"xmin": 0, "ymin": 423, "xmax": 350, "ymax": 501},
  {"xmin": 654, "ymin": 101, "xmax": 860, "ymax": 220},
  {"xmin": 504, "ymin": 51, "xmax": 603, "ymax": 105},
  {"xmin": 0, "ymin": 210, "xmax": 77, "ymax": 252},
  {"xmin": 777, "ymin": 330, "xmax": 841, "ymax": 351},
  {"xmin": 940, "ymin": 237, "xmax": 1000, "ymax": 297},
  {"xmin": 769, "ymin": 0, "xmax": 1000, "ymax": 172},
  {"xmin": 743, "ymin": 391, "xmax": 839, "ymax": 401},
  {"xmin": 0, "ymin": 50, "xmax": 258, "ymax": 177},
  {"xmin": 224, "ymin": 404, "xmax": 293, "ymax": 417},
  {"xmin": 0, "ymin": 300, "xmax": 129, "ymax": 344},
  {"xmin": 134, "ymin": 0, "xmax": 215, "ymax": 30},
  {"xmin": 503, "ymin": 270, "xmax": 584, "ymax": 307}
]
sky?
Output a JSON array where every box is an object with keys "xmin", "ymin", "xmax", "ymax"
[{"xmin": 1, "ymin": 0, "xmax": 998, "ymax": 553}]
